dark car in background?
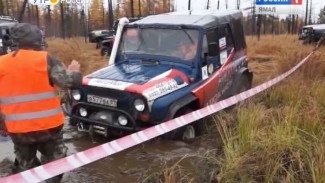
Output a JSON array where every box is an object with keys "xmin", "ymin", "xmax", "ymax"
[
  {"xmin": 89, "ymin": 29, "xmax": 114, "ymax": 45},
  {"xmin": 299, "ymin": 24, "xmax": 325, "ymax": 44},
  {"xmin": 99, "ymin": 17, "xmax": 142, "ymax": 57},
  {"xmin": 0, "ymin": 16, "xmax": 17, "ymax": 55},
  {"xmin": 100, "ymin": 36, "xmax": 114, "ymax": 56}
]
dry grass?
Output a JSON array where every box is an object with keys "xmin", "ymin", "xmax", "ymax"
[
  {"xmin": 211, "ymin": 35, "xmax": 325, "ymax": 183},
  {"xmin": 149, "ymin": 35, "xmax": 325, "ymax": 183},
  {"xmin": 45, "ymin": 35, "xmax": 325, "ymax": 183},
  {"xmin": 46, "ymin": 37, "xmax": 107, "ymax": 75}
]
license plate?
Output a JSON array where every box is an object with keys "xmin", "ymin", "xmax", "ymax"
[{"xmin": 87, "ymin": 95, "xmax": 117, "ymax": 107}]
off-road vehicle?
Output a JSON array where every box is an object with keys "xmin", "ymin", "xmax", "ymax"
[
  {"xmin": 299, "ymin": 24, "xmax": 325, "ymax": 44},
  {"xmin": 0, "ymin": 16, "xmax": 17, "ymax": 55},
  {"xmin": 100, "ymin": 37, "xmax": 114, "ymax": 56},
  {"xmin": 65, "ymin": 10, "xmax": 253, "ymax": 140},
  {"xmin": 89, "ymin": 29, "xmax": 113, "ymax": 43}
]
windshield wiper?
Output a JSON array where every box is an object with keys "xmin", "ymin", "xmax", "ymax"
[
  {"xmin": 120, "ymin": 38, "xmax": 129, "ymax": 62},
  {"xmin": 183, "ymin": 29, "xmax": 194, "ymax": 44},
  {"xmin": 136, "ymin": 29, "xmax": 148, "ymax": 51},
  {"xmin": 141, "ymin": 59, "xmax": 159, "ymax": 65}
]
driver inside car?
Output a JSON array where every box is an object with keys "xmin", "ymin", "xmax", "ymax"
[
  {"xmin": 181, "ymin": 41, "xmax": 197, "ymax": 60},
  {"xmin": 172, "ymin": 40, "xmax": 197, "ymax": 60}
]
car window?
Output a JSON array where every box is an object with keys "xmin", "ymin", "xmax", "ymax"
[
  {"xmin": 224, "ymin": 24, "xmax": 234, "ymax": 54},
  {"xmin": 204, "ymin": 27, "xmax": 221, "ymax": 73},
  {"xmin": 216, "ymin": 24, "xmax": 234, "ymax": 64},
  {"xmin": 119, "ymin": 28, "xmax": 199, "ymax": 61},
  {"xmin": 202, "ymin": 35, "xmax": 208, "ymax": 58}
]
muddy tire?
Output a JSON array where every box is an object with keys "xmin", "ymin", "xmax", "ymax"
[
  {"xmin": 96, "ymin": 42, "xmax": 101, "ymax": 49},
  {"xmin": 236, "ymin": 75, "xmax": 251, "ymax": 94},
  {"xmin": 101, "ymin": 47, "xmax": 111, "ymax": 57},
  {"xmin": 163, "ymin": 108, "xmax": 202, "ymax": 140},
  {"xmin": 232, "ymin": 75, "xmax": 251, "ymax": 107},
  {"xmin": 225, "ymin": 75, "xmax": 251, "ymax": 111},
  {"xmin": 69, "ymin": 118, "xmax": 78, "ymax": 126}
]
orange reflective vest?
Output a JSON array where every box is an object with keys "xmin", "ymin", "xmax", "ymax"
[{"xmin": 0, "ymin": 49, "xmax": 64, "ymax": 133}]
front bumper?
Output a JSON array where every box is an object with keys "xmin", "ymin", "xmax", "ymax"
[{"xmin": 71, "ymin": 102, "xmax": 144, "ymax": 132}]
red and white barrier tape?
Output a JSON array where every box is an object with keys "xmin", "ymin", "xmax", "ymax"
[{"xmin": 0, "ymin": 52, "xmax": 314, "ymax": 183}]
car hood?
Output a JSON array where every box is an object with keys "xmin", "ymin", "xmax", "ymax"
[{"xmin": 83, "ymin": 62, "xmax": 189, "ymax": 101}]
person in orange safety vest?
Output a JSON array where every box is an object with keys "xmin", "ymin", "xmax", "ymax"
[{"xmin": 0, "ymin": 23, "xmax": 82, "ymax": 183}]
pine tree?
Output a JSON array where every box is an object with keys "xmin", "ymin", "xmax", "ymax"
[
  {"xmin": 89, "ymin": 0, "xmax": 104, "ymax": 30},
  {"xmin": 318, "ymin": 6, "xmax": 325, "ymax": 24}
]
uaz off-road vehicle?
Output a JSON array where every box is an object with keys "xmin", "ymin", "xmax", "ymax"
[
  {"xmin": 299, "ymin": 24, "xmax": 325, "ymax": 44},
  {"xmin": 66, "ymin": 10, "xmax": 253, "ymax": 140}
]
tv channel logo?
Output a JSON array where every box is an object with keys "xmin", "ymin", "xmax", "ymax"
[
  {"xmin": 256, "ymin": 0, "xmax": 302, "ymax": 5},
  {"xmin": 29, "ymin": 0, "xmax": 59, "ymax": 5},
  {"xmin": 30, "ymin": 0, "xmax": 90, "ymax": 5}
]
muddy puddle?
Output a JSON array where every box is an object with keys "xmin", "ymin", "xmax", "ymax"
[{"xmin": 0, "ymin": 118, "xmax": 221, "ymax": 183}]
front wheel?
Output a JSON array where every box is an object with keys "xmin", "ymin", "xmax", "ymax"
[
  {"xmin": 163, "ymin": 108, "xmax": 202, "ymax": 140},
  {"xmin": 181, "ymin": 125, "xmax": 196, "ymax": 140}
]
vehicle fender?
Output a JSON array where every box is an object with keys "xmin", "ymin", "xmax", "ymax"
[{"xmin": 164, "ymin": 93, "xmax": 197, "ymax": 120}]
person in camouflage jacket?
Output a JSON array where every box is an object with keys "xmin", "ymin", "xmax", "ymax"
[{"xmin": 0, "ymin": 23, "xmax": 82, "ymax": 183}]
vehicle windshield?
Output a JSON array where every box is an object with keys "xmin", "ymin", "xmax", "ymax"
[{"xmin": 119, "ymin": 28, "xmax": 199, "ymax": 61}]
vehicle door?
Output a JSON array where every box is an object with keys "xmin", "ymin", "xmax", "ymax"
[
  {"xmin": 218, "ymin": 24, "xmax": 236, "ymax": 99},
  {"xmin": 192, "ymin": 24, "xmax": 235, "ymax": 106}
]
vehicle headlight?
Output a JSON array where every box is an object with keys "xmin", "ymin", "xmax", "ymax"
[
  {"xmin": 79, "ymin": 107, "xmax": 87, "ymax": 117},
  {"xmin": 71, "ymin": 90, "xmax": 81, "ymax": 101},
  {"xmin": 134, "ymin": 99, "xmax": 145, "ymax": 112},
  {"xmin": 118, "ymin": 115, "xmax": 128, "ymax": 126}
]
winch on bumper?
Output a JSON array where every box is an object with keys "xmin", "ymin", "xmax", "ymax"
[
  {"xmin": 68, "ymin": 86, "xmax": 151, "ymax": 136},
  {"xmin": 73, "ymin": 102, "xmax": 140, "ymax": 129}
]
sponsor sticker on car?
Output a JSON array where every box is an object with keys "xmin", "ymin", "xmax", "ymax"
[{"xmin": 143, "ymin": 79, "xmax": 188, "ymax": 101}]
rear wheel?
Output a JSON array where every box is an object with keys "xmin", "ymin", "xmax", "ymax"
[
  {"xmin": 232, "ymin": 75, "xmax": 251, "ymax": 107},
  {"xmin": 96, "ymin": 42, "xmax": 101, "ymax": 49},
  {"xmin": 237, "ymin": 75, "xmax": 251, "ymax": 94}
]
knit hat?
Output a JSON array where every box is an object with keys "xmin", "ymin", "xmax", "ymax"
[{"xmin": 10, "ymin": 23, "xmax": 42, "ymax": 49}]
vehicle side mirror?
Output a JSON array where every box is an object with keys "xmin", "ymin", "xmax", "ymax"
[{"xmin": 208, "ymin": 42, "xmax": 218, "ymax": 57}]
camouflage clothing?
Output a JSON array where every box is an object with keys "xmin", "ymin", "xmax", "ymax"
[
  {"xmin": 0, "ymin": 109, "xmax": 4, "ymax": 129},
  {"xmin": 0, "ymin": 23, "xmax": 82, "ymax": 183},
  {"xmin": 47, "ymin": 54, "xmax": 82, "ymax": 89},
  {"xmin": 11, "ymin": 125, "xmax": 67, "ymax": 183},
  {"xmin": 0, "ymin": 109, "xmax": 6, "ymax": 137},
  {"xmin": 6, "ymin": 54, "xmax": 81, "ymax": 182}
]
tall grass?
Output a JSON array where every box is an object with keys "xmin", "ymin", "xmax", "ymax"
[
  {"xmin": 213, "ymin": 35, "xmax": 325, "ymax": 183},
  {"xmin": 149, "ymin": 35, "xmax": 325, "ymax": 183}
]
